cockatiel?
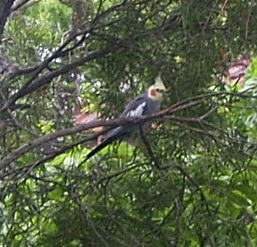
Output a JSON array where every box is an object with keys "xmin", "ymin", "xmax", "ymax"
[{"xmin": 84, "ymin": 75, "xmax": 167, "ymax": 161}]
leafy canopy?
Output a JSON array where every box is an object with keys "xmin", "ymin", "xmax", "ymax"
[{"xmin": 1, "ymin": 0, "xmax": 257, "ymax": 246}]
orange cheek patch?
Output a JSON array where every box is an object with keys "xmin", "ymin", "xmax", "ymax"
[{"xmin": 150, "ymin": 89, "xmax": 157, "ymax": 97}]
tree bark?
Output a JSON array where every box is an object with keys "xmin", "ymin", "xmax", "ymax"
[{"xmin": 0, "ymin": 0, "xmax": 15, "ymax": 42}]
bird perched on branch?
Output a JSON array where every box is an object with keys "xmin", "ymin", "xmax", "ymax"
[{"xmin": 84, "ymin": 75, "xmax": 167, "ymax": 161}]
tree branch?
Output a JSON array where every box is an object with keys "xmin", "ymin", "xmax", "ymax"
[
  {"xmin": 1, "ymin": 90, "xmax": 253, "ymax": 169},
  {"xmin": 2, "ymin": 43, "xmax": 122, "ymax": 110},
  {"xmin": 0, "ymin": 0, "xmax": 15, "ymax": 42},
  {"xmin": 0, "ymin": 98, "xmax": 204, "ymax": 169}
]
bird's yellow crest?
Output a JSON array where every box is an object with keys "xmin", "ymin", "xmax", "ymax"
[
  {"xmin": 148, "ymin": 75, "xmax": 167, "ymax": 101},
  {"xmin": 154, "ymin": 75, "xmax": 167, "ymax": 91}
]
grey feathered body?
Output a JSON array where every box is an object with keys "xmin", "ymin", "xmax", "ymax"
[{"xmin": 84, "ymin": 92, "xmax": 161, "ymax": 161}]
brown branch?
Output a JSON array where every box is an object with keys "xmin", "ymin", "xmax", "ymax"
[
  {"xmin": 0, "ymin": 121, "xmax": 111, "ymax": 169},
  {"xmin": 2, "ymin": 43, "xmax": 122, "ymax": 110},
  {"xmin": 2, "ymin": 90, "xmax": 254, "ymax": 169},
  {"xmin": 9, "ymin": 65, "xmax": 39, "ymax": 78},
  {"xmin": 0, "ymin": 99, "xmax": 203, "ymax": 169},
  {"xmin": 11, "ymin": 0, "xmax": 37, "ymax": 12},
  {"xmin": 0, "ymin": 0, "xmax": 15, "ymax": 42}
]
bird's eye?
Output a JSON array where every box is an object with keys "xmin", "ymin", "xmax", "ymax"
[{"xmin": 156, "ymin": 89, "xmax": 165, "ymax": 93}]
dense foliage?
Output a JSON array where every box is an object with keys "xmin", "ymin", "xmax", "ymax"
[{"xmin": 1, "ymin": 0, "xmax": 257, "ymax": 246}]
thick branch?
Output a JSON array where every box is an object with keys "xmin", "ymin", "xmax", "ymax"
[
  {"xmin": 1, "ymin": 90, "xmax": 253, "ymax": 169},
  {"xmin": 11, "ymin": 0, "xmax": 35, "ymax": 12},
  {"xmin": 2, "ymin": 43, "xmax": 122, "ymax": 110},
  {"xmin": 0, "ymin": 99, "xmax": 203, "ymax": 169},
  {"xmin": 0, "ymin": 0, "xmax": 15, "ymax": 42}
]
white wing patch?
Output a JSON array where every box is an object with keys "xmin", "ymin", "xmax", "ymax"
[{"xmin": 126, "ymin": 102, "xmax": 146, "ymax": 117}]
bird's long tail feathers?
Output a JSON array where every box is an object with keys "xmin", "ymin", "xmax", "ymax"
[{"xmin": 83, "ymin": 135, "xmax": 117, "ymax": 162}]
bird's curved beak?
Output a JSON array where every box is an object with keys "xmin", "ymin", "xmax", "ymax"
[{"xmin": 164, "ymin": 88, "xmax": 170, "ymax": 94}]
